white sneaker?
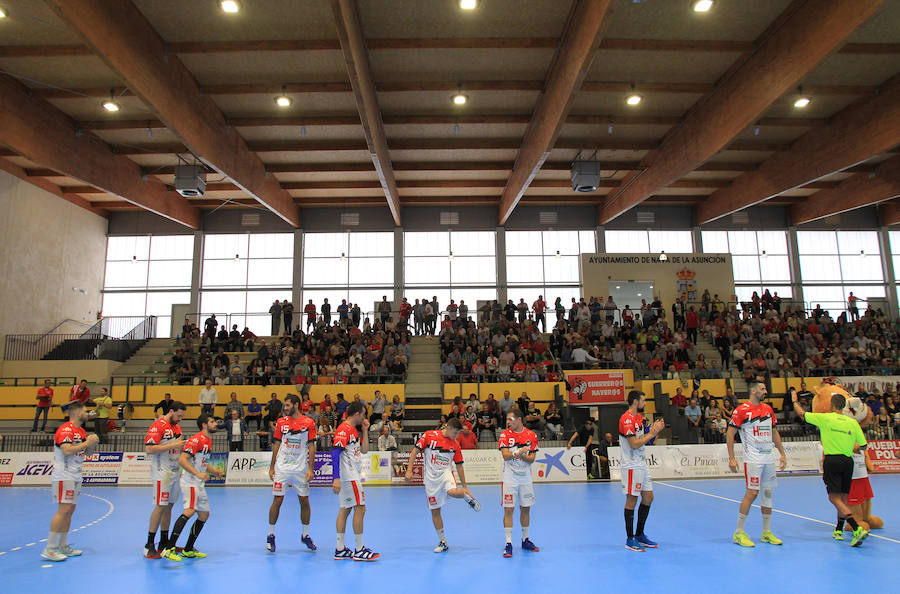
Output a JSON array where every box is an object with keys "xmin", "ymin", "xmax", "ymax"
[
  {"xmin": 467, "ymin": 497, "xmax": 482, "ymax": 512},
  {"xmin": 59, "ymin": 545, "xmax": 82, "ymax": 557},
  {"xmin": 433, "ymin": 541, "xmax": 449, "ymax": 553},
  {"xmin": 41, "ymin": 548, "xmax": 67, "ymax": 562}
]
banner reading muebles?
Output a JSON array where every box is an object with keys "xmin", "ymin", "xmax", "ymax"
[
  {"xmin": 868, "ymin": 440, "xmax": 900, "ymax": 473},
  {"xmin": 564, "ymin": 370, "xmax": 628, "ymax": 405}
]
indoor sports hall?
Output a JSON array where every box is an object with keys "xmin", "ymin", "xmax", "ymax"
[{"xmin": 1, "ymin": 0, "xmax": 899, "ymax": 591}]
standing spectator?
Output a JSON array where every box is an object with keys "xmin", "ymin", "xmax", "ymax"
[
  {"xmin": 848, "ymin": 292, "xmax": 860, "ymax": 321},
  {"xmin": 224, "ymin": 409, "xmax": 248, "ymax": 451},
  {"xmin": 516, "ymin": 299, "xmax": 528, "ymax": 325},
  {"xmin": 304, "ymin": 299, "xmax": 317, "ymax": 331},
  {"xmin": 264, "ymin": 393, "xmax": 283, "ymax": 424},
  {"xmin": 153, "ymin": 393, "xmax": 173, "ymax": 418},
  {"xmin": 334, "ymin": 393, "xmax": 349, "ymax": 417},
  {"xmin": 597, "ymin": 432, "xmax": 615, "ymax": 479},
  {"xmin": 377, "ymin": 424, "xmax": 398, "ymax": 451},
  {"xmin": 224, "ymin": 392, "xmax": 244, "ymax": 418},
  {"xmin": 68, "ymin": 379, "xmax": 91, "ymax": 407},
  {"xmin": 605, "ymin": 295, "xmax": 618, "ymax": 323},
  {"xmin": 554, "ymin": 297, "xmax": 565, "ymax": 326},
  {"xmin": 282, "ymin": 299, "xmax": 293, "ymax": 334},
  {"xmin": 498, "ymin": 391, "xmax": 515, "ymax": 424},
  {"xmin": 32, "ymin": 379, "xmax": 54, "ymax": 432},
  {"xmin": 458, "ymin": 300, "xmax": 468, "ymax": 328},
  {"xmin": 533, "ymin": 294, "xmax": 547, "ymax": 332},
  {"xmin": 246, "ymin": 397, "xmax": 262, "ymax": 431},
  {"xmin": 670, "ymin": 387, "xmax": 688, "ymax": 410},
  {"xmin": 457, "ymin": 422, "xmax": 478, "ymax": 449},
  {"xmin": 685, "ymin": 397, "xmax": 702, "ymax": 443},
  {"xmin": 337, "ymin": 299, "xmax": 350, "ymax": 328},
  {"xmin": 399, "ymin": 298, "xmax": 412, "ymax": 329},
  {"xmin": 269, "ymin": 300, "xmax": 282, "ymax": 335},
  {"xmin": 566, "ymin": 418, "xmax": 598, "ymax": 479},
  {"xmin": 321, "ymin": 298, "xmax": 331, "ymax": 327},
  {"xmin": 379, "ymin": 296, "xmax": 392, "ymax": 326},
  {"xmin": 685, "ymin": 306, "xmax": 699, "ymax": 344},
  {"xmin": 370, "ymin": 391, "xmax": 388, "ymax": 426},
  {"xmin": 351, "ymin": 303, "xmax": 362, "ymax": 328},
  {"xmin": 198, "ymin": 379, "xmax": 218, "ymax": 417},
  {"xmin": 204, "ymin": 314, "xmax": 218, "ymax": 341},
  {"xmin": 92, "ymin": 387, "xmax": 112, "ymax": 444}
]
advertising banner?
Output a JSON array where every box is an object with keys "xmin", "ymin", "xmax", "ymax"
[
  {"xmin": 227, "ymin": 451, "xmax": 392, "ymax": 487},
  {"xmin": 532, "ymin": 447, "xmax": 587, "ymax": 483},
  {"xmin": 565, "ymin": 370, "xmax": 626, "ymax": 405},
  {"xmin": 0, "ymin": 453, "xmax": 53, "ymax": 485},
  {"xmin": 119, "ymin": 452, "xmax": 152, "ymax": 485},
  {"xmin": 460, "ymin": 450, "xmax": 502, "ymax": 483},
  {"xmin": 868, "ymin": 440, "xmax": 900, "ymax": 473},
  {"xmin": 391, "ymin": 451, "xmax": 423, "ymax": 485},
  {"xmin": 82, "ymin": 452, "xmax": 123, "ymax": 485}
]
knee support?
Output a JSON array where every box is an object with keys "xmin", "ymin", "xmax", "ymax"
[{"xmin": 760, "ymin": 488, "xmax": 773, "ymax": 508}]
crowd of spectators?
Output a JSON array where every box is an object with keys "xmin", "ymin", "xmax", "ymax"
[{"xmin": 438, "ymin": 390, "xmax": 564, "ymax": 443}]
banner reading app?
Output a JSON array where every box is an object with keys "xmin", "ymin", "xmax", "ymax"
[{"xmin": 565, "ymin": 370, "xmax": 627, "ymax": 405}]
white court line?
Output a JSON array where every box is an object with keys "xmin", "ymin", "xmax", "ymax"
[{"xmin": 657, "ymin": 481, "xmax": 900, "ymax": 545}]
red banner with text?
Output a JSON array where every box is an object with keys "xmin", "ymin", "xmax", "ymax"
[
  {"xmin": 868, "ymin": 440, "xmax": 900, "ymax": 473},
  {"xmin": 565, "ymin": 370, "xmax": 627, "ymax": 405}
]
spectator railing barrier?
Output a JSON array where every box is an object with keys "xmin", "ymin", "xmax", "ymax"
[
  {"xmin": 4, "ymin": 316, "xmax": 157, "ymax": 361},
  {"xmin": 0, "ymin": 376, "xmax": 77, "ymax": 387}
]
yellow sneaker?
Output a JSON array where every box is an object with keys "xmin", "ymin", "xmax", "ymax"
[
  {"xmin": 161, "ymin": 547, "xmax": 182, "ymax": 562},
  {"xmin": 180, "ymin": 549, "xmax": 207, "ymax": 559},
  {"xmin": 733, "ymin": 530, "xmax": 755, "ymax": 547},
  {"xmin": 760, "ymin": 530, "xmax": 782, "ymax": 545}
]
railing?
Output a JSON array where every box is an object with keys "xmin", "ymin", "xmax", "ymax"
[
  {"xmin": 3, "ymin": 316, "xmax": 157, "ymax": 361},
  {"xmin": 441, "ymin": 369, "xmax": 561, "ymax": 384},
  {"xmin": 0, "ymin": 376, "xmax": 77, "ymax": 386},
  {"xmin": 4, "ymin": 333, "xmax": 88, "ymax": 361}
]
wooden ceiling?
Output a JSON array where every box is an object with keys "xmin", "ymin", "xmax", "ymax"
[{"xmin": 0, "ymin": 0, "xmax": 898, "ymax": 228}]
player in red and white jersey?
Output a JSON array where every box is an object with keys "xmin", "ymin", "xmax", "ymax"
[
  {"xmin": 846, "ymin": 397, "xmax": 875, "ymax": 535},
  {"xmin": 162, "ymin": 414, "xmax": 224, "ymax": 561},
  {"xmin": 619, "ymin": 390, "xmax": 665, "ymax": 552},
  {"xmin": 727, "ymin": 379, "xmax": 786, "ymax": 548},
  {"xmin": 405, "ymin": 417, "xmax": 480, "ymax": 553},
  {"xmin": 142, "ymin": 400, "xmax": 187, "ymax": 559},
  {"xmin": 267, "ymin": 394, "xmax": 318, "ymax": 553},
  {"xmin": 42, "ymin": 401, "xmax": 98, "ymax": 562},
  {"xmin": 499, "ymin": 407, "xmax": 539, "ymax": 558},
  {"xmin": 331, "ymin": 401, "xmax": 379, "ymax": 561}
]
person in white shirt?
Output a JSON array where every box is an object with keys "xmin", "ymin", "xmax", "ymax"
[
  {"xmin": 572, "ymin": 344, "xmax": 598, "ymax": 365},
  {"xmin": 377, "ymin": 424, "xmax": 398, "ymax": 451},
  {"xmin": 198, "ymin": 379, "xmax": 218, "ymax": 417}
]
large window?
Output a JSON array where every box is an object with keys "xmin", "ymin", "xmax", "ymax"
[
  {"xmin": 796, "ymin": 230, "xmax": 884, "ymax": 316},
  {"xmin": 404, "ymin": 231, "xmax": 496, "ymax": 310},
  {"xmin": 701, "ymin": 230, "xmax": 792, "ymax": 304},
  {"xmin": 506, "ymin": 230, "xmax": 595, "ymax": 306},
  {"xmin": 201, "ymin": 233, "xmax": 293, "ymax": 334},
  {"xmin": 302, "ymin": 232, "xmax": 394, "ymax": 316},
  {"xmin": 605, "ymin": 230, "xmax": 693, "ymax": 254},
  {"xmin": 102, "ymin": 235, "xmax": 194, "ymax": 338}
]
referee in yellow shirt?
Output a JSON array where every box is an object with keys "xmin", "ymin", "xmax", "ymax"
[{"xmin": 791, "ymin": 388, "xmax": 869, "ymax": 546}]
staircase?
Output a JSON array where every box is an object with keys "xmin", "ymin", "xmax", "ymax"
[
  {"xmin": 111, "ymin": 338, "xmax": 175, "ymax": 381},
  {"xmin": 402, "ymin": 336, "xmax": 443, "ymax": 431},
  {"xmin": 697, "ymin": 333, "xmax": 747, "ymax": 393}
]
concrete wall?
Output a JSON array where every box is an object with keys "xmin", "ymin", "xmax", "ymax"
[
  {"xmin": 0, "ymin": 170, "xmax": 107, "ymax": 358},
  {"xmin": 0, "ymin": 360, "xmax": 121, "ymax": 384}
]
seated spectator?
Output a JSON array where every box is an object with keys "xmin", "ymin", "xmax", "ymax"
[
  {"xmin": 476, "ymin": 402, "xmax": 496, "ymax": 441},
  {"xmin": 246, "ymin": 397, "xmax": 262, "ymax": 431},
  {"xmin": 671, "ymin": 387, "xmax": 688, "ymax": 410},
  {"xmin": 544, "ymin": 402, "xmax": 563, "ymax": 439},
  {"xmin": 224, "ymin": 409, "xmax": 248, "ymax": 451},
  {"xmin": 685, "ymin": 397, "xmax": 702, "ymax": 443},
  {"xmin": 316, "ymin": 415, "xmax": 334, "ymax": 449},
  {"xmin": 457, "ymin": 422, "xmax": 478, "ymax": 449},
  {"xmin": 709, "ymin": 409, "xmax": 727, "ymax": 443},
  {"xmin": 377, "ymin": 424, "xmax": 398, "ymax": 451},
  {"xmin": 524, "ymin": 401, "xmax": 545, "ymax": 433}
]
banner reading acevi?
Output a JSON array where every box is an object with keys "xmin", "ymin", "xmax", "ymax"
[{"xmin": 565, "ymin": 370, "xmax": 627, "ymax": 405}]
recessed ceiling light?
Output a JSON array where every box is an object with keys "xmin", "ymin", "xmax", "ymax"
[
  {"xmin": 693, "ymin": 0, "xmax": 714, "ymax": 12},
  {"xmin": 459, "ymin": 0, "xmax": 477, "ymax": 9},
  {"xmin": 626, "ymin": 94, "xmax": 642, "ymax": 106},
  {"xmin": 101, "ymin": 100, "xmax": 120, "ymax": 112},
  {"xmin": 793, "ymin": 96, "xmax": 810, "ymax": 108},
  {"xmin": 220, "ymin": 0, "xmax": 239, "ymax": 13}
]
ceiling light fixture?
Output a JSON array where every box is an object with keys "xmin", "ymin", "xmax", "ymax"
[
  {"xmin": 659, "ymin": 251, "xmax": 668, "ymax": 262},
  {"xmin": 793, "ymin": 86, "xmax": 810, "ymax": 108},
  {"xmin": 340, "ymin": 252, "xmax": 346, "ymax": 261},
  {"xmin": 234, "ymin": 253, "xmax": 240, "ymax": 262},
  {"xmin": 459, "ymin": 0, "xmax": 477, "ymax": 9},
  {"xmin": 451, "ymin": 85, "xmax": 468, "ymax": 106},
  {"xmin": 626, "ymin": 83, "xmax": 641, "ymax": 106},
  {"xmin": 0, "ymin": 7, "xmax": 8, "ymax": 18},
  {"xmin": 555, "ymin": 250, "xmax": 561, "ymax": 258},
  {"xmin": 274, "ymin": 85, "xmax": 292, "ymax": 108},
  {"xmin": 220, "ymin": 0, "xmax": 240, "ymax": 14},
  {"xmin": 449, "ymin": 251, "xmax": 455, "ymax": 261},
  {"xmin": 101, "ymin": 89, "xmax": 120, "ymax": 112},
  {"xmin": 692, "ymin": 0, "xmax": 714, "ymax": 12}
]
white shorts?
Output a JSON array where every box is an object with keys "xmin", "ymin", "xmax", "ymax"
[
  {"xmin": 182, "ymin": 482, "xmax": 210, "ymax": 512},
  {"xmin": 621, "ymin": 466, "xmax": 653, "ymax": 496},
  {"xmin": 501, "ymin": 481, "xmax": 535, "ymax": 508},
  {"xmin": 425, "ymin": 473, "xmax": 457, "ymax": 510},
  {"xmin": 152, "ymin": 469, "xmax": 181, "ymax": 506},
  {"xmin": 272, "ymin": 470, "xmax": 310, "ymax": 497},
  {"xmin": 743, "ymin": 462, "xmax": 777, "ymax": 491},
  {"xmin": 338, "ymin": 479, "xmax": 365, "ymax": 509},
  {"xmin": 52, "ymin": 480, "xmax": 80, "ymax": 505}
]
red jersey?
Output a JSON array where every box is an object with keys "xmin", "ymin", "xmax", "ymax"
[
  {"xmin": 273, "ymin": 414, "xmax": 317, "ymax": 473},
  {"xmin": 69, "ymin": 384, "xmax": 90, "ymax": 404},
  {"xmin": 181, "ymin": 432, "xmax": 213, "ymax": 486},
  {"xmin": 399, "ymin": 302, "xmax": 412, "ymax": 319},
  {"xmin": 729, "ymin": 402, "xmax": 777, "ymax": 464},
  {"xmin": 37, "ymin": 387, "xmax": 54, "ymax": 407},
  {"xmin": 304, "ymin": 303, "xmax": 317, "ymax": 319},
  {"xmin": 499, "ymin": 427, "xmax": 538, "ymax": 485},
  {"xmin": 618, "ymin": 410, "xmax": 646, "ymax": 470},
  {"xmin": 415, "ymin": 429, "xmax": 463, "ymax": 483},
  {"xmin": 52, "ymin": 421, "xmax": 87, "ymax": 482},
  {"xmin": 333, "ymin": 421, "xmax": 362, "ymax": 481},
  {"xmin": 145, "ymin": 417, "xmax": 184, "ymax": 474},
  {"xmin": 533, "ymin": 299, "xmax": 546, "ymax": 313}
]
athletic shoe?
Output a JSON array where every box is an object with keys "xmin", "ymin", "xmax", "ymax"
[
  {"xmin": 732, "ymin": 530, "xmax": 755, "ymax": 547},
  {"xmin": 503, "ymin": 543, "xmax": 513, "ymax": 558},
  {"xmin": 635, "ymin": 534, "xmax": 658, "ymax": 548},
  {"xmin": 850, "ymin": 526, "xmax": 869, "ymax": 547},
  {"xmin": 433, "ymin": 541, "xmax": 449, "ymax": 553},
  {"xmin": 521, "ymin": 538, "xmax": 540, "ymax": 552},
  {"xmin": 352, "ymin": 547, "xmax": 380, "ymax": 561},
  {"xmin": 333, "ymin": 547, "xmax": 353, "ymax": 560},
  {"xmin": 832, "ymin": 530, "xmax": 844, "ymax": 541},
  {"xmin": 41, "ymin": 548, "xmax": 67, "ymax": 562},
  {"xmin": 180, "ymin": 549, "xmax": 206, "ymax": 559},
  {"xmin": 161, "ymin": 547, "xmax": 182, "ymax": 562},
  {"xmin": 59, "ymin": 545, "xmax": 82, "ymax": 557},
  {"xmin": 760, "ymin": 530, "xmax": 782, "ymax": 545},
  {"xmin": 625, "ymin": 538, "xmax": 646, "ymax": 552},
  {"xmin": 266, "ymin": 534, "xmax": 276, "ymax": 553},
  {"xmin": 301, "ymin": 534, "xmax": 317, "ymax": 551},
  {"xmin": 467, "ymin": 497, "xmax": 482, "ymax": 512},
  {"xmin": 143, "ymin": 546, "xmax": 162, "ymax": 560}
]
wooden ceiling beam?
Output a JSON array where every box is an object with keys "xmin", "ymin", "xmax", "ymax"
[
  {"xmin": 0, "ymin": 156, "xmax": 108, "ymax": 218},
  {"xmin": 330, "ymin": 0, "xmax": 401, "ymax": 225},
  {"xmin": 0, "ymin": 73, "xmax": 197, "ymax": 227},
  {"xmin": 696, "ymin": 72, "xmax": 900, "ymax": 223},
  {"xmin": 790, "ymin": 154, "xmax": 900, "ymax": 225},
  {"xmin": 879, "ymin": 200, "xmax": 900, "ymax": 226},
  {"xmin": 47, "ymin": 0, "xmax": 299, "ymax": 227},
  {"xmin": 599, "ymin": 0, "xmax": 886, "ymax": 225}
]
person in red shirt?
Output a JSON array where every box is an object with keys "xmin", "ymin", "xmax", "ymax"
[
  {"xmin": 304, "ymin": 299, "xmax": 317, "ymax": 332},
  {"xmin": 399, "ymin": 298, "xmax": 412, "ymax": 330},
  {"xmin": 458, "ymin": 422, "xmax": 478, "ymax": 449},
  {"xmin": 33, "ymin": 379, "xmax": 54, "ymax": 432},
  {"xmin": 533, "ymin": 295, "xmax": 547, "ymax": 332},
  {"xmin": 670, "ymin": 388, "xmax": 688, "ymax": 409},
  {"xmin": 685, "ymin": 306, "xmax": 699, "ymax": 344}
]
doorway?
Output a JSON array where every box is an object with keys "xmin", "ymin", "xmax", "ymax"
[{"xmin": 608, "ymin": 280, "xmax": 654, "ymax": 319}]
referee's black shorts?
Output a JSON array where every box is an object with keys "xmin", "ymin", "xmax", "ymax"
[{"xmin": 823, "ymin": 454, "xmax": 853, "ymax": 494}]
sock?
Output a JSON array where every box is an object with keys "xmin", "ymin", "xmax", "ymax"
[
  {"xmin": 268, "ymin": 523, "xmax": 276, "ymax": 536},
  {"xmin": 336, "ymin": 532, "xmax": 345, "ymax": 550},
  {"xmin": 835, "ymin": 515, "xmax": 846, "ymax": 531},
  {"xmin": 736, "ymin": 512, "xmax": 748, "ymax": 533},
  {"xmin": 354, "ymin": 533, "xmax": 364, "ymax": 550},
  {"xmin": 624, "ymin": 508, "xmax": 635, "ymax": 539},
  {"xmin": 761, "ymin": 513, "xmax": 772, "ymax": 533},
  {"xmin": 522, "ymin": 526, "xmax": 529, "ymax": 540},
  {"xmin": 146, "ymin": 531, "xmax": 156, "ymax": 548},
  {"xmin": 185, "ymin": 519, "xmax": 205, "ymax": 551},
  {"xmin": 437, "ymin": 528, "xmax": 445, "ymax": 543},
  {"xmin": 302, "ymin": 524, "xmax": 309, "ymax": 538},
  {"xmin": 47, "ymin": 531, "xmax": 59, "ymax": 549},
  {"xmin": 846, "ymin": 516, "xmax": 860, "ymax": 531},
  {"xmin": 160, "ymin": 530, "xmax": 169, "ymax": 549},
  {"xmin": 636, "ymin": 504, "xmax": 651, "ymax": 536},
  {"xmin": 504, "ymin": 528, "xmax": 512, "ymax": 544},
  {"xmin": 59, "ymin": 532, "xmax": 68, "ymax": 548},
  {"xmin": 168, "ymin": 514, "xmax": 190, "ymax": 549}
]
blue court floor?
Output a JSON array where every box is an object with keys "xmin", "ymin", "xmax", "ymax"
[{"xmin": 3, "ymin": 476, "xmax": 899, "ymax": 593}]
